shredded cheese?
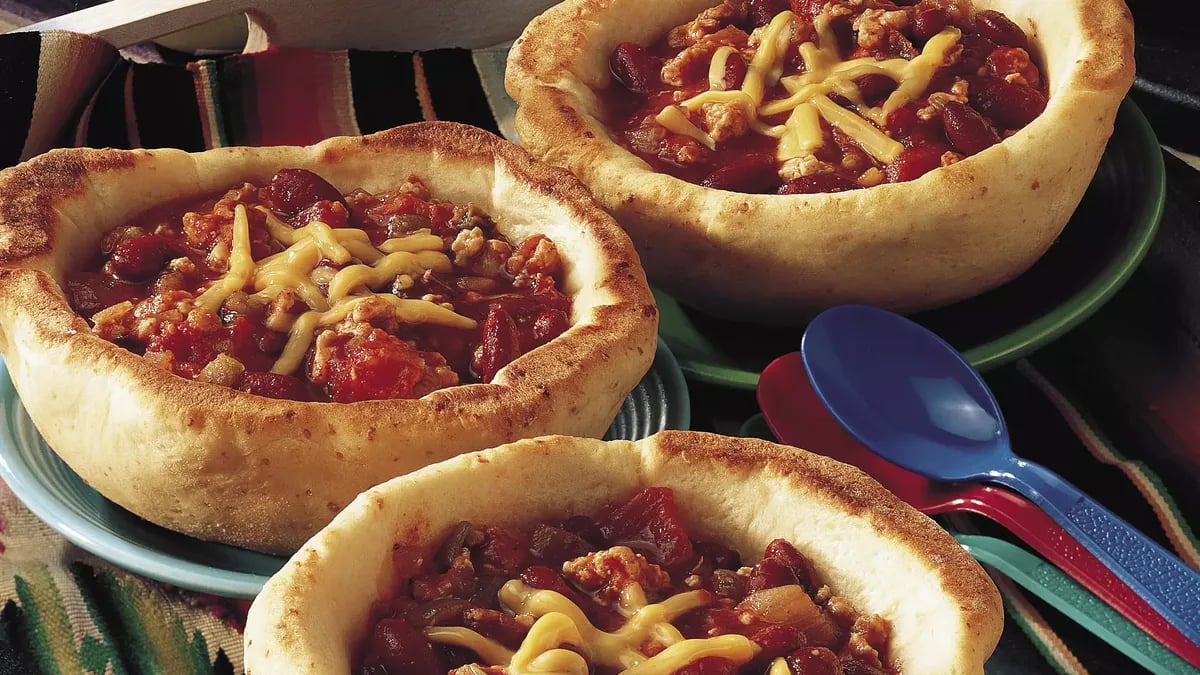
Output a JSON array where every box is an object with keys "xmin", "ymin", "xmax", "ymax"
[
  {"xmin": 656, "ymin": 8, "xmax": 963, "ymax": 166},
  {"xmin": 195, "ymin": 204, "xmax": 255, "ymax": 311},
  {"xmin": 655, "ymin": 105, "xmax": 716, "ymax": 150},
  {"xmin": 424, "ymin": 579, "xmax": 760, "ymax": 674},
  {"xmin": 190, "ymin": 206, "xmax": 474, "ymax": 375},
  {"xmin": 708, "ymin": 45, "xmax": 738, "ymax": 91}
]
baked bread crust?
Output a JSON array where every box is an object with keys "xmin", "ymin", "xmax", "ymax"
[
  {"xmin": 0, "ymin": 122, "xmax": 658, "ymax": 554},
  {"xmin": 505, "ymin": 0, "xmax": 1135, "ymax": 321},
  {"xmin": 243, "ymin": 431, "xmax": 1003, "ymax": 674}
]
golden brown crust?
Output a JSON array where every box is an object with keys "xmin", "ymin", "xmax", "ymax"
[
  {"xmin": 505, "ymin": 0, "xmax": 1136, "ymax": 321},
  {"xmin": 243, "ymin": 431, "xmax": 1003, "ymax": 674},
  {"xmin": 0, "ymin": 122, "xmax": 657, "ymax": 554}
]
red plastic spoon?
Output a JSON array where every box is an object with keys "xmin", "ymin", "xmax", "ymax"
[{"xmin": 758, "ymin": 351, "xmax": 1200, "ymax": 669}]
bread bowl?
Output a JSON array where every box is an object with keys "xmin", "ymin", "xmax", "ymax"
[
  {"xmin": 0, "ymin": 122, "xmax": 657, "ymax": 554},
  {"xmin": 243, "ymin": 431, "xmax": 1003, "ymax": 674},
  {"xmin": 505, "ymin": 0, "xmax": 1135, "ymax": 321}
]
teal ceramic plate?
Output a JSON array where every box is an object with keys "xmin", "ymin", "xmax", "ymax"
[
  {"xmin": 659, "ymin": 99, "xmax": 1166, "ymax": 389},
  {"xmin": 0, "ymin": 338, "xmax": 688, "ymax": 598}
]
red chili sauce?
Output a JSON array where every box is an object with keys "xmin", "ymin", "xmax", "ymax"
[
  {"xmin": 359, "ymin": 487, "xmax": 896, "ymax": 675},
  {"xmin": 605, "ymin": 0, "xmax": 1048, "ymax": 193},
  {"xmin": 65, "ymin": 169, "xmax": 571, "ymax": 402}
]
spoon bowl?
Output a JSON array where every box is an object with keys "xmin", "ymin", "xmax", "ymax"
[
  {"xmin": 801, "ymin": 304, "xmax": 1200, "ymax": 648},
  {"xmin": 801, "ymin": 304, "xmax": 1009, "ymax": 479},
  {"xmin": 756, "ymin": 351, "xmax": 1200, "ymax": 668}
]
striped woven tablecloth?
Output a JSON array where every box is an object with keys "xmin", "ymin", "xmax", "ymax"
[{"xmin": 0, "ymin": 19, "xmax": 1197, "ymax": 675}]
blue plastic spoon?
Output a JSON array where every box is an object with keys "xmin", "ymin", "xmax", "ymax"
[{"xmin": 801, "ymin": 304, "xmax": 1200, "ymax": 648}]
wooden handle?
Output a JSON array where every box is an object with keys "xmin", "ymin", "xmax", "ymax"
[{"xmin": 12, "ymin": 0, "xmax": 560, "ymax": 52}]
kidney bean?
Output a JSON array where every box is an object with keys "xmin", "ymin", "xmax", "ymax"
[
  {"xmin": 854, "ymin": 74, "xmax": 896, "ymax": 106},
  {"xmin": 360, "ymin": 618, "xmax": 444, "ymax": 675},
  {"xmin": 610, "ymin": 42, "xmax": 662, "ymax": 95},
  {"xmin": 104, "ymin": 235, "xmax": 166, "ymax": 282},
  {"xmin": 529, "ymin": 308, "xmax": 569, "ymax": 347},
  {"xmin": 748, "ymin": 557, "xmax": 799, "ymax": 592},
  {"xmin": 749, "ymin": 0, "xmax": 789, "ymax": 27},
  {"xmin": 911, "ymin": 7, "xmax": 948, "ymax": 41},
  {"xmin": 942, "ymin": 101, "xmax": 1000, "ymax": 155},
  {"xmin": 266, "ymin": 168, "xmax": 345, "ymax": 216},
  {"xmin": 763, "ymin": 539, "xmax": 820, "ymax": 592},
  {"xmin": 986, "ymin": 46, "xmax": 1039, "ymax": 88},
  {"xmin": 711, "ymin": 568, "xmax": 749, "ymax": 599},
  {"xmin": 970, "ymin": 78, "xmax": 1046, "ymax": 129},
  {"xmin": 724, "ymin": 53, "xmax": 748, "ymax": 90},
  {"xmin": 754, "ymin": 625, "xmax": 809, "ymax": 665},
  {"xmin": 476, "ymin": 303, "xmax": 521, "ymax": 382},
  {"xmin": 948, "ymin": 34, "xmax": 996, "ymax": 75},
  {"xmin": 907, "ymin": 7, "xmax": 945, "ymax": 41},
  {"xmin": 884, "ymin": 143, "xmax": 951, "ymax": 182},
  {"xmin": 700, "ymin": 154, "xmax": 782, "ymax": 193},
  {"xmin": 777, "ymin": 173, "xmax": 860, "ymax": 194},
  {"xmin": 975, "ymin": 9, "xmax": 1027, "ymax": 48}
]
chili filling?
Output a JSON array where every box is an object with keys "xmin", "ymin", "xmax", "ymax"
[
  {"xmin": 605, "ymin": 0, "xmax": 1048, "ymax": 193},
  {"xmin": 66, "ymin": 169, "xmax": 572, "ymax": 403},
  {"xmin": 359, "ymin": 487, "xmax": 895, "ymax": 675}
]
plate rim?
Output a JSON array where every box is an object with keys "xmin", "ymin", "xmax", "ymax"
[
  {"xmin": 0, "ymin": 339, "xmax": 688, "ymax": 598},
  {"xmin": 658, "ymin": 97, "xmax": 1167, "ymax": 390}
]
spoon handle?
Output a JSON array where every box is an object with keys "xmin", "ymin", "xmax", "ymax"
[
  {"xmin": 957, "ymin": 534, "xmax": 1197, "ymax": 675},
  {"xmin": 994, "ymin": 456, "xmax": 1200, "ymax": 647}
]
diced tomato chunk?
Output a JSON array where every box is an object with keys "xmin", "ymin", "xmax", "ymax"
[
  {"xmin": 326, "ymin": 329, "xmax": 425, "ymax": 402},
  {"xmin": 595, "ymin": 486, "xmax": 695, "ymax": 570}
]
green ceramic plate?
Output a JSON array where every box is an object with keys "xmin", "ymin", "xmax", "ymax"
[
  {"xmin": 659, "ymin": 99, "xmax": 1166, "ymax": 389},
  {"xmin": 0, "ymin": 339, "xmax": 689, "ymax": 598}
]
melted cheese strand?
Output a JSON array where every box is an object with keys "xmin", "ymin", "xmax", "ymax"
[
  {"xmin": 195, "ymin": 204, "xmax": 254, "ymax": 311},
  {"xmin": 424, "ymin": 627, "xmax": 515, "ymax": 664},
  {"xmin": 424, "ymin": 579, "xmax": 760, "ymax": 674},
  {"xmin": 379, "ymin": 230, "xmax": 446, "ymax": 253},
  {"xmin": 253, "ymin": 240, "xmax": 329, "ymax": 311},
  {"xmin": 778, "ymin": 102, "xmax": 824, "ymax": 159},
  {"xmin": 872, "ymin": 26, "xmax": 963, "ymax": 121},
  {"xmin": 663, "ymin": 10, "xmax": 962, "ymax": 167},
  {"xmin": 622, "ymin": 636, "xmax": 759, "ymax": 675},
  {"xmin": 509, "ymin": 613, "xmax": 586, "ymax": 671},
  {"xmin": 811, "ymin": 94, "xmax": 904, "ymax": 163},
  {"xmin": 194, "ymin": 202, "xmax": 471, "ymax": 375},
  {"xmin": 327, "ymin": 250, "xmax": 451, "ymax": 301},
  {"xmin": 743, "ymin": 10, "xmax": 795, "ymax": 104},
  {"xmin": 708, "ymin": 46, "xmax": 738, "ymax": 91},
  {"xmin": 258, "ymin": 207, "xmax": 299, "ymax": 246},
  {"xmin": 270, "ymin": 295, "xmax": 475, "ymax": 375},
  {"xmin": 654, "ymin": 106, "xmax": 716, "ymax": 150}
]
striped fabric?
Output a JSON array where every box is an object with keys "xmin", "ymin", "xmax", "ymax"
[
  {"xmin": 3, "ymin": 34, "xmax": 500, "ymax": 166},
  {"xmin": 0, "ymin": 26, "xmax": 1197, "ymax": 675}
]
